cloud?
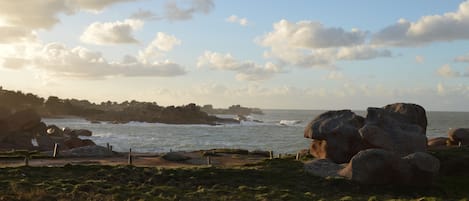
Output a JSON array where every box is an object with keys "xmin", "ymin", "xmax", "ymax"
[
  {"xmin": 436, "ymin": 64, "xmax": 462, "ymax": 78},
  {"xmin": 33, "ymin": 43, "xmax": 185, "ymax": 78},
  {"xmin": 0, "ymin": 0, "xmax": 137, "ymax": 43},
  {"xmin": 258, "ymin": 19, "xmax": 390, "ymax": 68},
  {"xmin": 1, "ymin": 57, "xmax": 30, "ymax": 69},
  {"xmin": 260, "ymin": 20, "xmax": 366, "ymax": 49},
  {"xmin": 373, "ymin": 1, "xmax": 469, "ymax": 46},
  {"xmin": 80, "ymin": 19, "xmax": 143, "ymax": 45},
  {"xmin": 226, "ymin": 15, "xmax": 248, "ymax": 26},
  {"xmin": 454, "ymin": 53, "xmax": 469, "ymax": 62},
  {"xmin": 70, "ymin": 0, "xmax": 137, "ymax": 12},
  {"xmin": 325, "ymin": 71, "xmax": 345, "ymax": 80},
  {"xmin": 0, "ymin": 26, "xmax": 36, "ymax": 43},
  {"xmin": 415, "ymin": 55, "xmax": 425, "ymax": 64},
  {"xmin": 0, "ymin": 40, "xmax": 186, "ymax": 79},
  {"xmin": 336, "ymin": 46, "xmax": 391, "ymax": 60},
  {"xmin": 165, "ymin": 0, "xmax": 214, "ymax": 21},
  {"xmin": 197, "ymin": 51, "xmax": 282, "ymax": 81},
  {"xmin": 130, "ymin": 9, "xmax": 160, "ymax": 20},
  {"xmin": 139, "ymin": 32, "xmax": 181, "ymax": 62}
]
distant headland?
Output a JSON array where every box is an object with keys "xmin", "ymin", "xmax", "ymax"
[{"xmin": 0, "ymin": 87, "xmax": 262, "ymax": 125}]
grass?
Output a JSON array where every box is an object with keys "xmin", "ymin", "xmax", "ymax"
[{"xmin": 0, "ymin": 147, "xmax": 468, "ymax": 200}]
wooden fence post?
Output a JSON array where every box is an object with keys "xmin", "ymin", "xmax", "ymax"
[
  {"xmin": 207, "ymin": 156, "xmax": 211, "ymax": 165},
  {"xmin": 53, "ymin": 143, "xmax": 59, "ymax": 158},
  {"xmin": 296, "ymin": 152, "xmax": 300, "ymax": 160},
  {"xmin": 269, "ymin": 150, "xmax": 273, "ymax": 159},
  {"xmin": 24, "ymin": 155, "xmax": 29, "ymax": 166},
  {"xmin": 128, "ymin": 148, "xmax": 133, "ymax": 165}
]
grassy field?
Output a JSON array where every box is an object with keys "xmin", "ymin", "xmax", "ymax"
[{"xmin": 1, "ymin": 148, "xmax": 469, "ymax": 201}]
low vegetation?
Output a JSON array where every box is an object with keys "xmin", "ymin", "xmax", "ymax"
[{"xmin": 1, "ymin": 147, "xmax": 469, "ymax": 201}]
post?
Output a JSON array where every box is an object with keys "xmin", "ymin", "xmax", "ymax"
[
  {"xmin": 53, "ymin": 143, "xmax": 59, "ymax": 158},
  {"xmin": 296, "ymin": 152, "xmax": 300, "ymax": 160},
  {"xmin": 24, "ymin": 155, "xmax": 29, "ymax": 166},
  {"xmin": 110, "ymin": 145, "xmax": 113, "ymax": 152},
  {"xmin": 128, "ymin": 148, "xmax": 133, "ymax": 165},
  {"xmin": 106, "ymin": 143, "xmax": 110, "ymax": 151},
  {"xmin": 207, "ymin": 156, "xmax": 211, "ymax": 165},
  {"xmin": 459, "ymin": 141, "xmax": 462, "ymax": 147},
  {"xmin": 170, "ymin": 148, "xmax": 172, "ymax": 152},
  {"xmin": 269, "ymin": 150, "xmax": 273, "ymax": 159},
  {"xmin": 278, "ymin": 153, "xmax": 281, "ymax": 159}
]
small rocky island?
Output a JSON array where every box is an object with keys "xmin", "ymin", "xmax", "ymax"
[{"xmin": 201, "ymin": 104, "xmax": 263, "ymax": 116}]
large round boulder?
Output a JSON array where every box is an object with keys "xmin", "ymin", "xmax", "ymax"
[
  {"xmin": 400, "ymin": 152, "xmax": 440, "ymax": 185},
  {"xmin": 304, "ymin": 110, "xmax": 366, "ymax": 163},
  {"xmin": 448, "ymin": 128, "xmax": 469, "ymax": 145},
  {"xmin": 383, "ymin": 103, "xmax": 428, "ymax": 133},
  {"xmin": 339, "ymin": 149, "xmax": 399, "ymax": 184},
  {"xmin": 359, "ymin": 107, "xmax": 427, "ymax": 157}
]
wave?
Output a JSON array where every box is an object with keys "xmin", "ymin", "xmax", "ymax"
[{"xmin": 278, "ymin": 120, "xmax": 302, "ymax": 126}]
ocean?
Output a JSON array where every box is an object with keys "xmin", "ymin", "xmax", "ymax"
[{"xmin": 43, "ymin": 110, "xmax": 469, "ymax": 154}]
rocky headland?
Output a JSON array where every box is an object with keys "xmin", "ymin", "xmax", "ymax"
[{"xmin": 0, "ymin": 87, "xmax": 239, "ymax": 125}]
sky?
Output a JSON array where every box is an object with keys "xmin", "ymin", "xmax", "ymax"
[{"xmin": 1, "ymin": 0, "xmax": 469, "ymax": 111}]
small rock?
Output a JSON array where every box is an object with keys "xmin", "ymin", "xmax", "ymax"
[
  {"xmin": 448, "ymin": 128, "xmax": 469, "ymax": 145},
  {"xmin": 162, "ymin": 152, "xmax": 191, "ymax": 162}
]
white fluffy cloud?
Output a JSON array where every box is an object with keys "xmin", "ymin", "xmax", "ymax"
[
  {"xmin": 80, "ymin": 19, "xmax": 143, "ymax": 45},
  {"xmin": 226, "ymin": 15, "xmax": 248, "ymax": 26},
  {"xmin": 197, "ymin": 51, "xmax": 282, "ymax": 81},
  {"xmin": 436, "ymin": 64, "xmax": 464, "ymax": 78},
  {"xmin": 336, "ymin": 46, "xmax": 391, "ymax": 60},
  {"xmin": 0, "ymin": 0, "xmax": 137, "ymax": 43},
  {"xmin": 373, "ymin": 1, "xmax": 469, "ymax": 46},
  {"xmin": 0, "ymin": 40, "xmax": 186, "ymax": 79},
  {"xmin": 139, "ymin": 32, "xmax": 181, "ymax": 62},
  {"xmin": 261, "ymin": 20, "xmax": 366, "ymax": 49},
  {"xmin": 258, "ymin": 19, "xmax": 390, "ymax": 68},
  {"xmin": 35, "ymin": 43, "xmax": 185, "ymax": 78}
]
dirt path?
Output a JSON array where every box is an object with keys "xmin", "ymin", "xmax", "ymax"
[{"xmin": 0, "ymin": 151, "xmax": 270, "ymax": 168}]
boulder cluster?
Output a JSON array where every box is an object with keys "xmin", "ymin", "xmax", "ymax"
[
  {"xmin": 0, "ymin": 108, "xmax": 95, "ymax": 151},
  {"xmin": 304, "ymin": 103, "xmax": 440, "ymax": 185}
]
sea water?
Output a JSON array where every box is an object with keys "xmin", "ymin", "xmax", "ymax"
[{"xmin": 43, "ymin": 110, "xmax": 469, "ymax": 154}]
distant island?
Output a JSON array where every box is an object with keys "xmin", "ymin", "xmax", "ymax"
[
  {"xmin": 0, "ymin": 87, "xmax": 255, "ymax": 125},
  {"xmin": 201, "ymin": 104, "xmax": 263, "ymax": 116}
]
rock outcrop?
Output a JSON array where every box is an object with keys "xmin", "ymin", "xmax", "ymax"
[
  {"xmin": 304, "ymin": 110, "xmax": 366, "ymax": 163},
  {"xmin": 428, "ymin": 137, "xmax": 449, "ymax": 149},
  {"xmin": 303, "ymin": 103, "xmax": 440, "ymax": 185},
  {"xmin": 338, "ymin": 149, "xmax": 439, "ymax": 185},
  {"xmin": 0, "ymin": 109, "xmax": 97, "ymax": 151},
  {"xmin": 359, "ymin": 107, "xmax": 427, "ymax": 157}
]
